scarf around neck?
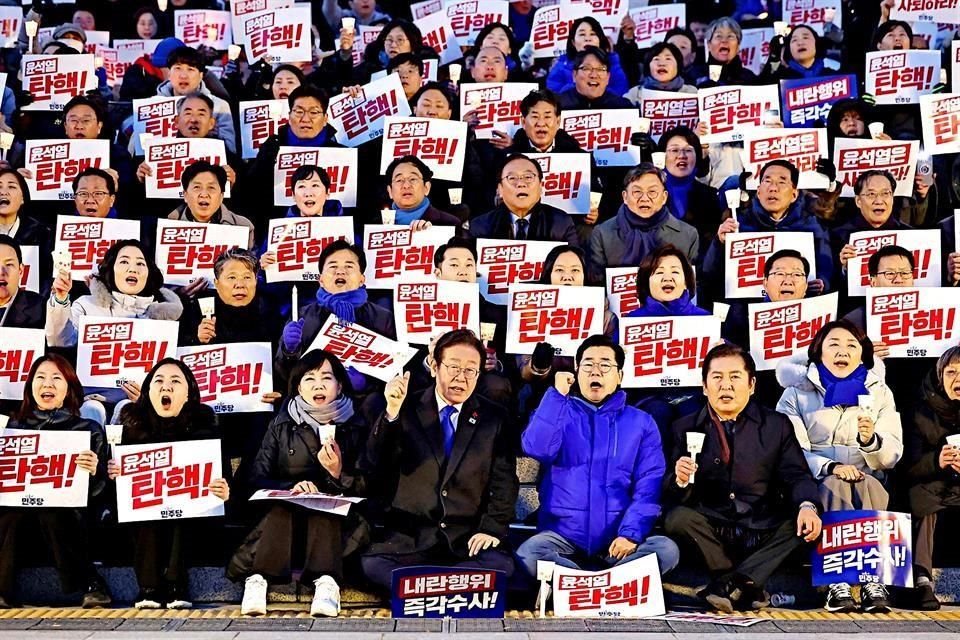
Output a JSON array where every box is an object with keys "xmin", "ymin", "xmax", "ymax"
[
  {"xmin": 315, "ymin": 285, "xmax": 368, "ymax": 325},
  {"xmin": 394, "ymin": 197, "xmax": 431, "ymax": 225},
  {"xmin": 287, "ymin": 394, "xmax": 355, "ymax": 433},
  {"xmin": 665, "ymin": 172, "xmax": 696, "ymax": 220},
  {"xmin": 639, "ymin": 291, "xmax": 701, "ymax": 316},
  {"xmin": 285, "ymin": 126, "xmax": 330, "ymax": 148},
  {"xmin": 641, "ymin": 75, "xmax": 685, "ymax": 92},
  {"xmin": 787, "ymin": 57, "xmax": 826, "ymax": 78},
  {"xmin": 615, "ymin": 204, "xmax": 669, "ymax": 265},
  {"xmin": 816, "ymin": 362, "xmax": 869, "ymax": 407}
]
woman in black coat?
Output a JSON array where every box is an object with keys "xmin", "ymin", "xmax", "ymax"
[
  {"xmin": 227, "ymin": 349, "xmax": 370, "ymax": 618},
  {"xmin": 111, "ymin": 358, "xmax": 229, "ymax": 610},
  {"xmin": 0, "ymin": 354, "xmax": 110, "ymax": 608}
]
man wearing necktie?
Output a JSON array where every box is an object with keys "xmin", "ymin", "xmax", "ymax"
[{"xmin": 360, "ymin": 329, "xmax": 519, "ymax": 589}]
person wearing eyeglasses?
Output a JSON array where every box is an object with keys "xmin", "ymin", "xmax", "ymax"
[
  {"xmin": 516, "ymin": 334, "xmax": 679, "ymax": 606},
  {"xmin": 656, "ymin": 127, "xmax": 721, "ymax": 249},
  {"xmin": 464, "ymin": 153, "xmax": 579, "ymax": 246},
  {"xmin": 70, "ymin": 168, "xmax": 118, "ymax": 219},
  {"xmin": 557, "ymin": 47, "xmax": 633, "ymax": 111},
  {"xmin": 360, "ymin": 329, "xmax": 518, "ymax": 590}
]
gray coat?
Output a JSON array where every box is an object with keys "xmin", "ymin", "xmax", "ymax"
[{"xmin": 587, "ymin": 209, "xmax": 699, "ymax": 281}]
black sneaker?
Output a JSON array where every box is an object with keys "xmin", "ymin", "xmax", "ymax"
[
  {"xmin": 134, "ymin": 588, "xmax": 162, "ymax": 609},
  {"xmin": 860, "ymin": 582, "xmax": 891, "ymax": 613},
  {"xmin": 165, "ymin": 583, "xmax": 192, "ymax": 610},
  {"xmin": 824, "ymin": 583, "xmax": 857, "ymax": 613},
  {"xmin": 81, "ymin": 577, "xmax": 111, "ymax": 609},
  {"xmin": 699, "ymin": 577, "xmax": 742, "ymax": 614},
  {"xmin": 915, "ymin": 582, "xmax": 940, "ymax": 611}
]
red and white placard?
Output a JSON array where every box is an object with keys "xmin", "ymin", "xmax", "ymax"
[
  {"xmin": 24, "ymin": 139, "xmax": 109, "ymax": 201},
  {"xmin": 19, "ymin": 245, "xmax": 39, "ymax": 294},
  {"xmin": 0, "ymin": 429, "xmax": 90, "ymax": 508},
  {"xmin": 561, "ymin": 109, "xmax": 643, "ymax": 167},
  {"xmin": 380, "ymin": 116, "xmax": 467, "ymax": 182},
  {"xmin": 238, "ymin": 5, "xmax": 311, "ymax": 64},
  {"xmin": 833, "ymin": 138, "xmax": 918, "ymax": 198},
  {"xmin": 155, "ymin": 220, "xmax": 250, "ymax": 286},
  {"xmin": 0, "ymin": 6, "xmax": 22, "ymax": 49},
  {"xmin": 131, "ymin": 96, "xmax": 182, "ymax": 155},
  {"xmin": 394, "ymin": 280, "xmax": 481, "ymax": 346},
  {"xmin": 239, "ymin": 99, "xmax": 289, "ymax": 159},
  {"xmin": 21, "ymin": 54, "xmax": 97, "ymax": 111},
  {"xmin": 739, "ymin": 128, "xmax": 829, "ymax": 190},
  {"xmin": 865, "ymin": 50, "xmax": 941, "ymax": 106},
  {"xmin": 920, "ymin": 93, "xmax": 960, "ymax": 155},
  {"xmin": 529, "ymin": 4, "xmax": 577, "ymax": 59},
  {"xmin": 305, "ymin": 316, "xmax": 418, "ymax": 383},
  {"xmin": 552, "ymin": 555, "xmax": 665, "ymax": 618},
  {"xmin": 174, "ymin": 10, "xmax": 232, "ymax": 49},
  {"xmin": 76, "ymin": 317, "xmax": 179, "ymax": 388},
  {"xmin": 506, "ymin": 284, "xmax": 605, "ymax": 357},
  {"xmin": 867, "ymin": 287, "xmax": 960, "ymax": 358},
  {"xmin": 264, "ymin": 217, "xmax": 355, "ymax": 283},
  {"xmin": 415, "ymin": 7, "xmax": 463, "ymax": 65},
  {"xmin": 724, "ymin": 232, "xmax": 817, "ymax": 299},
  {"xmin": 54, "ymin": 216, "xmax": 141, "ymax": 281},
  {"xmin": 477, "ymin": 239, "xmax": 563, "ymax": 305},
  {"xmin": 328, "ymin": 73, "xmax": 412, "ymax": 147},
  {"xmin": 143, "ymin": 137, "xmax": 229, "ymax": 199},
  {"xmin": 619, "ymin": 315, "xmax": 721, "ymax": 388},
  {"xmin": 628, "ymin": 4, "xmax": 685, "ymax": 49},
  {"xmin": 639, "ymin": 89, "xmax": 699, "ymax": 142},
  {"xmin": 178, "ymin": 342, "xmax": 274, "ymax": 413},
  {"xmin": 0, "ymin": 328, "xmax": 44, "ymax": 401},
  {"xmin": 363, "ymin": 224, "xmax": 457, "ymax": 289},
  {"xmin": 273, "ymin": 146, "xmax": 358, "ymax": 207},
  {"xmin": 606, "ymin": 267, "xmax": 640, "ymax": 318},
  {"xmin": 890, "ymin": 0, "xmax": 960, "ymax": 23},
  {"xmin": 783, "ymin": 0, "xmax": 843, "ymax": 35},
  {"xmin": 230, "ymin": 0, "xmax": 294, "ymax": 36},
  {"xmin": 739, "ymin": 28, "xmax": 774, "ymax": 77},
  {"xmin": 846, "ymin": 229, "xmax": 941, "ymax": 296},
  {"xmin": 748, "ymin": 292, "xmax": 838, "ymax": 371},
  {"xmin": 528, "ymin": 153, "xmax": 592, "ymax": 215},
  {"xmin": 460, "ymin": 82, "xmax": 538, "ymax": 140},
  {"xmin": 445, "ymin": 0, "xmax": 508, "ymax": 45},
  {"xmin": 698, "ymin": 85, "xmax": 780, "ymax": 144}
]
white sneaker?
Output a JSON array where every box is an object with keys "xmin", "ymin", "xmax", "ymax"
[
  {"xmin": 241, "ymin": 574, "xmax": 268, "ymax": 616},
  {"xmin": 310, "ymin": 576, "xmax": 340, "ymax": 617}
]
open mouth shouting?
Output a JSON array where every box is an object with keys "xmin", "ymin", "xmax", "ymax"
[
  {"xmin": 832, "ymin": 358, "xmax": 850, "ymax": 370},
  {"xmin": 659, "ymin": 281, "xmax": 676, "ymax": 295},
  {"xmin": 312, "ymin": 392, "xmax": 327, "ymax": 405},
  {"xmin": 160, "ymin": 394, "xmax": 173, "ymax": 410}
]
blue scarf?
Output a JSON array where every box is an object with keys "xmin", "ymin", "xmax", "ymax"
[
  {"xmin": 315, "ymin": 285, "xmax": 368, "ymax": 325},
  {"xmin": 640, "ymin": 75, "xmax": 685, "ymax": 91},
  {"xmin": 631, "ymin": 291, "xmax": 708, "ymax": 317},
  {"xmin": 394, "ymin": 197, "xmax": 431, "ymax": 225},
  {"xmin": 816, "ymin": 362, "xmax": 869, "ymax": 407},
  {"xmin": 615, "ymin": 204, "xmax": 669, "ymax": 266},
  {"xmin": 285, "ymin": 126, "xmax": 330, "ymax": 148},
  {"xmin": 666, "ymin": 173, "xmax": 696, "ymax": 221},
  {"xmin": 787, "ymin": 58, "xmax": 827, "ymax": 79}
]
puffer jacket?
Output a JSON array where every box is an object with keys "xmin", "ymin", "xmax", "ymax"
[
  {"xmin": 45, "ymin": 278, "xmax": 183, "ymax": 348},
  {"xmin": 775, "ymin": 354, "xmax": 902, "ymax": 480},
  {"xmin": 522, "ymin": 388, "xmax": 664, "ymax": 556}
]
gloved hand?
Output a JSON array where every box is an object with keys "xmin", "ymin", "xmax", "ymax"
[
  {"xmin": 861, "ymin": 93, "xmax": 876, "ymax": 106},
  {"xmin": 931, "ymin": 82, "xmax": 948, "ymax": 94},
  {"xmin": 531, "ymin": 342, "xmax": 555, "ymax": 372},
  {"xmin": 518, "ymin": 41, "xmax": 535, "ymax": 71},
  {"xmin": 738, "ymin": 171, "xmax": 753, "ymax": 192},
  {"xmin": 629, "ymin": 132, "xmax": 656, "ymax": 162},
  {"xmin": 768, "ymin": 35, "xmax": 784, "ymax": 64},
  {"xmin": 815, "ymin": 156, "xmax": 837, "ymax": 182},
  {"xmin": 282, "ymin": 319, "xmax": 304, "ymax": 353}
]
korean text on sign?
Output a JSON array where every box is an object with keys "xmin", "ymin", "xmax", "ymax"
[
  {"xmin": 749, "ymin": 293, "xmax": 838, "ymax": 371},
  {"xmin": 505, "ymin": 284, "xmax": 605, "ymax": 357},
  {"xmin": 552, "ymin": 554, "xmax": 665, "ymax": 618},
  {"xmin": 391, "ymin": 567, "xmax": 506, "ymax": 619},
  {"xmin": 865, "ymin": 287, "xmax": 960, "ymax": 358},
  {"xmin": 0, "ymin": 429, "xmax": 90, "ymax": 508},
  {"xmin": 619, "ymin": 316, "xmax": 721, "ymax": 388},
  {"xmin": 305, "ymin": 316, "xmax": 417, "ymax": 383},
  {"xmin": 813, "ymin": 510, "xmax": 912, "ymax": 588}
]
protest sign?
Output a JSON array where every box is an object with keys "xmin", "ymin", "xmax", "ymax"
[
  {"xmin": 920, "ymin": 93, "xmax": 960, "ymax": 155},
  {"xmin": 264, "ymin": 217, "xmax": 355, "ymax": 283},
  {"xmin": 363, "ymin": 225, "xmax": 456, "ymax": 289},
  {"xmin": 272, "ymin": 146, "xmax": 358, "ymax": 207},
  {"xmin": 866, "ymin": 287, "xmax": 960, "ymax": 358},
  {"xmin": 459, "ymin": 82, "xmax": 538, "ymax": 140},
  {"xmin": 890, "ymin": 0, "xmax": 960, "ymax": 22},
  {"xmin": 528, "ymin": 153, "xmax": 592, "ymax": 215},
  {"xmin": 833, "ymin": 138, "xmax": 918, "ymax": 198},
  {"xmin": 155, "ymin": 220, "xmax": 250, "ymax": 286},
  {"xmin": 606, "ymin": 267, "xmax": 640, "ymax": 318},
  {"xmin": 380, "ymin": 117, "xmax": 467, "ymax": 182},
  {"xmin": 553, "ymin": 554, "xmax": 666, "ymax": 618},
  {"xmin": 143, "ymin": 137, "xmax": 229, "ymax": 199},
  {"xmin": 619, "ymin": 315, "xmax": 721, "ymax": 388},
  {"xmin": 238, "ymin": 5, "xmax": 311, "ymax": 64},
  {"xmin": 229, "ymin": 0, "xmax": 293, "ymax": 36},
  {"xmin": 249, "ymin": 489, "xmax": 364, "ymax": 516},
  {"xmin": 394, "ymin": 280, "xmax": 480, "ymax": 346},
  {"xmin": 54, "ymin": 217, "xmax": 141, "ymax": 281},
  {"xmin": 0, "ymin": 6, "xmax": 21, "ymax": 49},
  {"xmin": 344, "ymin": 25, "xmax": 383, "ymax": 67},
  {"xmin": 780, "ymin": 75, "xmax": 858, "ymax": 128},
  {"xmin": 178, "ymin": 342, "xmax": 274, "ymax": 413},
  {"xmin": 21, "ymin": 54, "xmax": 97, "ymax": 111},
  {"xmin": 627, "ymin": 4, "xmax": 684, "ymax": 48},
  {"xmin": 0, "ymin": 429, "xmax": 89, "ymax": 508},
  {"xmin": 698, "ymin": 85, "xmax": 780, "ymax": 144},
  {"xmin": 846, "ymin": 229, "xmax": 940, "ymax": 296},
  {"xmin": 476, "ymin": 239, "xmax": 563, "ymax": 305},
  {"xmin": 865, "ymin": 50, "xmax": 940, "ymax": 106},
  {"xmin": 954, "ymin": 41, "xmax": 960, "ymax": 95},
  {"xmin": 115, "ymin": 439, "xmax": 224, "ymax": 523},
  {"xmin": 76, "ymin": 317, "xmax": 179, "ymax": 388},
  {"xmin": 305, "ymin": 316, "xmax": 418, "ymax": 383},
  {"xmin": 506, "ymin": 284, "xmax": 605, "ymax": 357},
  {"xmin": 0, "ymin": 328, "xmax": 44, "ymax": 401},
  {"xmin": 239, "ymin": 99, "xmax": 289, "ymax": 159},
  {"xmin": 328, "ymin": 73, "xmax": 411, "ymax": 147},
  {"xmin": 724, "ymin": 232, "xmax": 817, "ymax": 298},
  {"xmin": 639, "ymin": 89, "xmax": 699, "ymax": 142},
  {"xmin": 392, "ymin": 567, "xmax": 507, "ymax": 618},
  {"xmin": 412, "ymin": 0, "xmax": 443, "ymax": 20},
  {"xmin": 530, "ymin": 4, "xmax": 576, "ymax": 58},
  {"xmin": 415, "ymin": 8, "xmax": 463, "ymax": 65},
  {"xmin": 445, "ymin": 0, "xmax": 508, "ymax": 45},
  {"xmin": 739, "ymin": 128, "xmax": 829, "ymax": 190},
  {"xmin": 749, "ymin": 293, "xmax": 838, "ymax": 371},
  {"xmin": 83, "ymin": 30, "xmax": 109, "ymax": 54},
  {"xmin": 18, "ymin": 245, "xmax": 39, "ymax": 293},
  {"xmin": 23, "ymin": 139, "xmax": 110, "ymax": 201},
  {"xmin": 813, "ymin": 510, "xmax": 912, "ymax": 587},
  {"xmin": 174, "ymin": 10, "xmax": 231, "ymax": 49},
  {"xmin": 131, "ymin": 96, "xmax": 182, "ymax": 155},
  {"xmin": 739, "ymin": 28, "xmax": 774, "ymax": 77},
  {"xmin": 561, "ymin": 109, "xmax": 643, "ymax": 166},
  {"xmin": 783, "ymin": 0, "xmax": 843, "ymax": 35},
  {"xmin": 114, "ymin": 39, "xmax": 162, "ymax": 58}
]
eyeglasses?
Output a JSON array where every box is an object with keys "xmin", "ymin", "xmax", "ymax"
[
  {"xmin": 291, "ymin": 107, "xmax": 324, "ymax": 119},
  {"xmin": 711, "ymin": 33, "xmax": 739, "ymax": 43},
  {"xmin": 502, "ymin": 172, "xmax": 539, "ymax": 186},
  {"xmin": 876, "ymin": 270, "xmax": 913, "ymax": 280},
  {"xmin": 666, "ymin": 147, "xmax": 696, "ymax": 157},
  {"xmin": 66, "ymin": 117, "xmax": 95, "ymax": 127},
  {"xmin": 767, "ymin": 271, "xmax": 806, "ymax": 280},
  {"xmin": 391, "ymin": 176, "xmax": 423, "ymax": 186},
  {"xmin": 628, "ymin": 189, "xmax": 665, "ymax": 201},
  {"xmin": 576, "ymin": 65, "xmax": 609, "ymax": 75},
  {"xmin": 860, "ymin": 190, "xmax": 894, "ymax": 200},
  {"xmin": 384, "ymin": 36, "xmax": 409, "ymax": 46},
  {"xmin": 74, "ymin": 190, "xmax": 110, "ymax": 200},
  {"xmin": 441, "ymin": 362, "xmax": 480, "ymax": 380},
  {"xmin": 580, "ymin": 361, "xmax": 615, "ymax": 374}
]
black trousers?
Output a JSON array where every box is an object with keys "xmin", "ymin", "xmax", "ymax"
[
  {"xmin": 664, "ymin": 506, "xmax": 806, "ymax": 587},
  {"xmin": 131, "ymin": 520, "xmax": 189, "ymax": 591},
  {"xmin": 0, "ymin": 508, "xmax": 98, "ymax": 598},
  {"xmin": 228, "ymin": 504, "xmax": 343, "ymax": 584},
  {"xmin": 361, "ymin": 544, "xmax": 515, "ymax": 590}
]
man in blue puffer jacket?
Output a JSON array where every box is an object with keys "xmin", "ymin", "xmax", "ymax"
[{"xmin": 516, "ymin": 335, "xmax": 680, "ymax": 589}]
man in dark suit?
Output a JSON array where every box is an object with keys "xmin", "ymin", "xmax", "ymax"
[
  {"xmin": 464, "ymin": 153, "xmax": 580, "ymax": 247},
  {"xmin": 663, "ymin": 343, "xmax": 822, "ymax": 613},
  {"xmin": 360, "ymin": 329, "xmax": 518, "ymax": 589},
  {"xmin": 0, "ymin": 235, "xmax": 43, "ymax": 329}
]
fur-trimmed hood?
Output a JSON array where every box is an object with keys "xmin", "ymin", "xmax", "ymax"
[
  {"xmin": 88, "ymin": 278, "xmax": 183, "ymax": 321},
  {"xmin": 775, "ymin": 352, "xmax": 886, "ymax": 393}
]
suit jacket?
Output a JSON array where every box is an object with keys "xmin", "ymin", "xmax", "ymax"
[
  {"xmin": 362, "ymin": 387, "xmax": 518, "ymax": 556},
  {"xmin": 2, "ymin": 289, "xmax": 43, "ymax": 329},
  {"xmin": 464, "ymin": 202, "xmax": 580, "ymax": 247}
]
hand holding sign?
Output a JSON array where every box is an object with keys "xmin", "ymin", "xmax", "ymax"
[
  {"xmin": 75, "ymin": 450, "xmax": 98, "ymax": 475},
  {"xmin": 939, "ymin": 443, "xmax": 959, "ymax": 470},
  {"xmin": 675, "ymin": 456, "xmax": 696, "ymax": 486},
  {"xmin": 385, "ymin": 370, "xmax": 410, "ymax": 421},
  {"xmin": 208, "ymin": 477, "xmax": 229, "ymax": 501},
  {"xmin": 198, "ymin": 317, "xmax": 216, "ymax": 344}
]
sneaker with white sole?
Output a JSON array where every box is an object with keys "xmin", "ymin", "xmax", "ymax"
[
  {"xmin": 134, "ymin": 589, "xmax": 162, "ymax": 610},
  {"xmin": 310, "ymin": 576, "xmax": 340, "ymax": 617},
  {"xmin": 860, "ymin": 581, "xmax": 891, "ymax": 613},
  {"xmin": 165, "ymin": 583, "xmax": 192, "ymax": 610},
  {"xmin": 241, "ymin": 574, "xmax": 268, "ymax": 616},
  {"xmin": 824, "ymin": 582, "xmax": 857, "ymax": 613}
]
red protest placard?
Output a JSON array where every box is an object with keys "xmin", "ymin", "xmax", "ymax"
[
  {"xmin": 619, "ymin": 316, "xmax": 721, "ymax": 388},
  {"xmin": 143, "ymin": 137, "xmax": 229, "ymax": 199},
  {"xmin": 920, "ymin": 93, "xmax": 960, "ymax": 155},
  {"xmin": 0, "ymin": 328, "xmax": 44, "ymax": 402},
  {"xmin": 445, "ymin": 0, "xmax": 508, "ymax": 46},
  {"xmin": 866, "ymin": 287, "xmax": 960, "ymax": 358},
  {"xmin": 131, "ymin": 96, "xmax": 182, "ymax": 155},
  {"xmin": 380, "ymin": 116, "xmax": 467, "ymax": 182},
  {"xmin": 639, "ymin": 89, "xmax": 699, "ymax": 142},
  {"xmin": 239, "ymin": 99, "xmax": 289, "ymax": 159},
  {"xmin": 552, "ymin": 555, "xmax": 665, "ymax": 618},
  {"xmin": 24, "ymin": 139, "xmax": 110, "ymax": 201},
  {"xmin": 76, "ymin": 317, "xmax": 179, "ymax": 388},
  {"xmin": 697, "ymin": 85, "xmax": 780, "ymax": 144},
  {"xmin": 629, "ymin": 5, "xmax": 685, "ymax": 48},
  {"xmin": 748, "ymin": 293, "xmax": 838, "ymax": 371},
  {"xmin": 305, "ymin": 316, "xmax": 417, "ymax": 383},
  {"xmin": 21, "ymin": 54, "xmax": 97, "ymax": 111},
  {"xmin": 328, "ymin": 74, "xmax": 412, "ymax": 147},
  {"xmin": 178, "ymin": 342, "xmax": 274, "ymax": 413},
  {"xmin": 54, "ymin": 216, "xmax": 142, "ymax": 281},
  {"xmin": 155, "ymin": 220, "xmax": 251, "ymax": 286},
  {"xmin": 865, "ymin": 50, "xmax": 940, "ymax": 106},
  {"xmin": 833, "ymin": 138, "xmax": 918, "ymax": 198},
  {"xmin": 459, "ymin": 82, "xmax": 538, "ymax": 140},
  {"xmin": 561, "ymin": 109, "xmax": 643, "ymax": 167},
  {"xmin": 394, "ymin": 280, "xmax": 481, "ymax": 346},
  {"xmin": 846, "ymin": 229, "xmax": 941, "ymax": 296},
  {"xmin": 363, "ymin": 224, "xmax": 456, "ymax": 289},
  {"xmin": 506, "ymin": 284, "xmax": 605, "ymax": 357},
  {"xmin": 0, "ymin": 429, "xmax": 90, "ymax": 508},
  {"xmin": 724, "ymin": 232, "xmax": 818, "ymax": 299},
  {"xmin": 528, "ymin": 153, "xmax": 592, "ymax": 215},
  {"xmin": 239, "ymin": 5, "xmax": 311, "ymax": 64},
  {"xmin": 783, "ymin": 0, "xmax": 843, "ymax": 35},
  {"xmin": 264, "ymin": 216, "xmax": 355, "ymax": 283},
  {"xmin": 530, "ymin": 4, "xmax": 576, "ymax": 59},
  {"xmin": 476, "ymin": 239, "xmax": 562, "ymax": 305},
  {"xmin": 606, "ymin": 267, "xmax": 640, "ymax": 318},
  {"xmin": 739, "ymin": 128, "xmax": 829, "ymax": 190},
  {"xmin": 174, "ymin": 9, "xmax": 232, "ymax": 49},
  {"xmin": 272, "ymin": 146, "xmax": 358, "ymax": 207}
]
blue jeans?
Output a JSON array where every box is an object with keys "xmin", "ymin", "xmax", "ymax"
[{"xmin": 516, "ymin": 530, "xmax": 680, "ymax": 580}]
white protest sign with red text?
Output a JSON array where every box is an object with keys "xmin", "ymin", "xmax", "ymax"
[
  {"xmin": 506, "ymin": 284, "xmax": 605, "ymax": 357},
  {"xmin": 867, "ymin": 287, "xmax": 960, "ymax": 358},
  {"xmin": 606, "ymin": 267, "xmax": 640, "ymax": 318},
  {"xmin": 155, "ymin": 220, "xmax": 250, "ymax": 286},
  {"xmin": 953, "ymin": 42, "xmax": 959, "ymax": 94},
  {"xmin": 306, "ymin": 316, "xmax": 418, "ymax": 383},
  {"xmin": 724, "ymin": 232, "xmax": 818, "ymax": 299},
  {"xmin": 230, "ymin": 0, "xmax": 293, "ymax": 37},
  {"xmin": 0, "ymin": 429, "xmax": 89, "ymax": 508},
  {"xmin": 846, "ymin": 229, "xmax": 941, "ymax": 296},
  {"xmin": 783, "ymin": 0, "xmax": 843, "ymax": 35},
  {"xmin": 380, "ymin": 117, "xmax": 467, "ymax": 182},
  {"xmin": 19, "ymin": 245, "xmax": 39, "ymax": 294},
  {"xmin": 412, "ymin": 0, "xmax": 443, "ymax": 20},
  {"xmin": 890, "ymin": 0, "xmax": 960, "ymax": 23},
  {"xmin": 273, "ymin": 146, "xmax": 358, "ymax": 207},
  {"xmin": 239, "ymin": 6, "xmax": 311, "ymax": 64},
  {"xmin": 415, "ymin": 9, "xmax": 463, "ymax": 65},
  {"xmin": 566, "ymin": 0, "xmax": 624, "ymax": 41},
  {"xmin": 178, "ymin": 342, "xmax": 274, "ymax": 413},
  {"xmin": 363, "ymin": 225, "xmax": 457, "ymax": 289},
  {"xmin": 114, "ymin": 39, "xmax": 162, "ymax": 59},
  {"xmin": 24, "ymin": 139, "xmax": 109, "ymax": 201},
  {"xmin": 748, "ymin": 293, "xmax": 838, "ymax": 371},
  {"xmin": 530, "ymin": 4, "xmax": 576, "ymax": 58},
  {"xmin": 833, "ymin": 138, "xmax": 918, "ymax": 198},
  {"xmin": 394, "ymin": 280, "xmax": 481, "ymax": 346},
  {"xmin": 21, "ymin": 54, "xmax": 97, "ymax": 111},
  {"xmin": 865, "ymin": 50, "xmax": 940, "ymax": 106},
  {"xmin": 131, "ymin": 96, "xmax": 182, "ymax": 155},
  {"xmin": 739, "ymin": 128, "xmax": 830, "ymax": 190},
  {"xmin": 0, "ymin": 329, "xmax": 44, "ymax": 402},
  {"xmin": 553, "ymin": 554, "xmax": 665, "ymax": 618},
  {"xmin": 920, "ymin": 93, "xmax": 960, "ymax": 155},
  {"xmin": 477, "ymin": 239, "xmax": 563, "ymax": 305},
  {"xmin": 76, "ymin": 317, "xmax": 179, "ymax": 388},
  {"xmin": 143, "ymin": 137, "xmax": 229, "ymax": 199},
  {"xmin": 561, "ymin": 110, "xmax": 643, "ymax": 167},
  {"xmin": 0, "ymin": 7, "xmax": 22, "ymax": 49},
  {"xmin": 174, "ymin": 10, "xmax": 232, "ymax": 49},
  {"xmin": 739, "ymin": 28, "xmax": 774, "ymax": 77},
  {"xmin": 115, "ymin": 439, "xmax": 224, "ymax": 523},
  {"xmin": 328, "ymin": 73, "xmax": 411, "ymax": 147},
  {"xmin": 640, "ymin": 89, "xmax": 699, "ymax": 142},
  {"xmin": 445, "ymin": 0, "xmax": 508, "ymax": 46},
  {"xmin": 54, "ymin": 217, "xmax": 141, "ymax": 281},
  {"xmin": 239, "ymin": 99, "xmax": 289, "ymax": 159},
  {"xmin": 345, "ymin": 25, "xmax": 383, "ymax": 67},
  {"xmin": 620, "ymin": 316, "xmax": 721, "ymax": 388},
  {"xmin": 628, "ymin": 4, "xmax": 685, "ymax": 48},
  {"xmin": 698, "ymin": 85, "xmax": 780, "ymax": 144},
  {"xmin": 460, "ymin": 82, "xmax": 537, "ymax": 140},
  {"xmin": 83, "ymin": 30, "xmax": 110, "ymax": 55},
  {"xmin": 528, "ymin": 153, "xmax": 592, "ymax": 215},
  {"xmin": 264, "ymin": 217, "xmax": 355, "ymax": 283}
]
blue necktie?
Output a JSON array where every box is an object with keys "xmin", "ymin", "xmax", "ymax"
[{"xmin": 440, "ymin": 404, "xmax": 457, "ymax": 458}]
